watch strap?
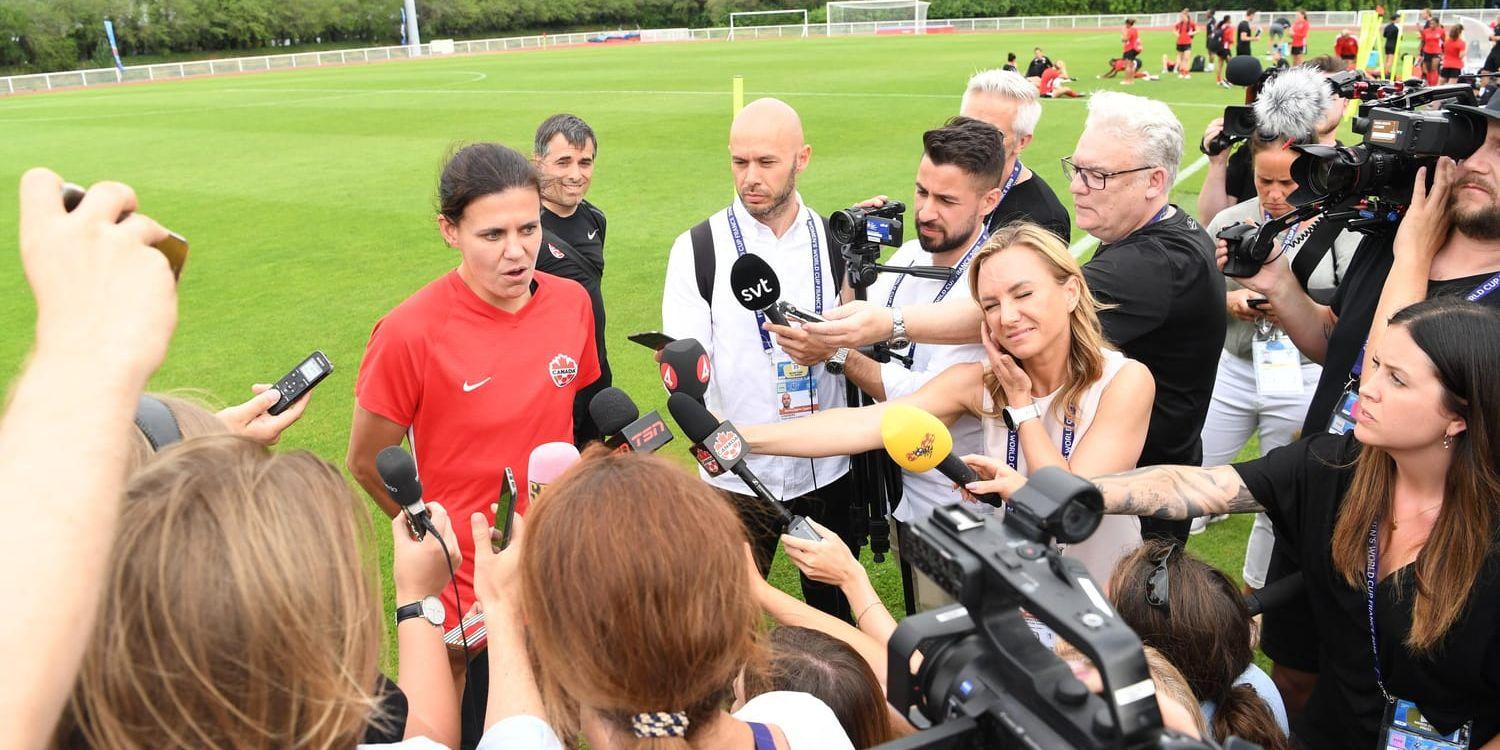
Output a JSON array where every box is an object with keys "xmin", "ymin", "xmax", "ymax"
[{"xmin": 395, "ymin": 601, "xmax": 425, "ymax": 625}]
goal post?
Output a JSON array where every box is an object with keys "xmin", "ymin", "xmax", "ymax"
[
  {"xmin": 728, "ymin": 9, "xmax": 810, "ymax": 40},
  {"xmin": 826, "ymin": 0, "xmax": 929, "ymax": 35}
]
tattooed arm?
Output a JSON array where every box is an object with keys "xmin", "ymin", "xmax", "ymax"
[{"xmin": 1093, "ymin": 464, "xmax": 1265, "ymax": 520}]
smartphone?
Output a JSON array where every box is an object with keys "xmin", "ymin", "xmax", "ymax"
[
  {"xmin": 62, "ymin": 182, "xmax": 190, "ymax": 279},
  {"xmin": 1248, "ymin": 298, "xmax": 1271, "ymax": 311},
  {"xmin": 268, "ymin": 351, "xmax": 333, "ymax": 416},
  {"xmin": 493, "ymin": 467, "xmax": 518, "ymax": 552},
  {"xmin": 628, "ymin": 331, "xmax": 676, "ymax": 351}
]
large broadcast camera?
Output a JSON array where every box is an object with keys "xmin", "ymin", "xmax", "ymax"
[{"xmin": 873, "ymin": 468, "xmax": 1259, "ymax": 750}]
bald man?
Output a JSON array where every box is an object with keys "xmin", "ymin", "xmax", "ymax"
[{"xmin": 662, "ymin": 97, "xmax": 860, "ymax": 620}]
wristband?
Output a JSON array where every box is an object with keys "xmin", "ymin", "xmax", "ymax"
[{"xmin": 854, "ymin": 599, "xmax": 882, "ymax": 625}]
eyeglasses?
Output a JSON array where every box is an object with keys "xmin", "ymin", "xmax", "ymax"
[
  {"xmin": 1060, "ymin": 157, "xmax": 1155, "ymax": 191},
  {"xmin": 1145, "ymin": 545, "xmax": 1174, "ymax": 611}
]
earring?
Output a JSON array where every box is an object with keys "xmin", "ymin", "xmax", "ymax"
[{"xmin": 1443, "ymin": 434, "xmax": 1454, "ymax": 449}]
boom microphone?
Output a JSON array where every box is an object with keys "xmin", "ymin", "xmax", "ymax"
[
  {"xmin": 527, "ymin": 442, "xmax": 580, "ymax": 504},
  {"xmin": 1225, "ymin": 54, "xmax": 1264, "ymax": 87},
  {"xmin": 376, "ymin": 445, "xmax": 435, "ymax": 539},
  {"xmin": 879, "ymin": 404, "xmax": 1002, "ymax": 507},
  {"xmin": 1253, "ymin": 66, "xmax": 1333, "ymax": 141},
  {"xmin": 660, "ymin": 338, "xmax": 712, "ymax": 402},
  {"xmin": 588, "ymin": 387, "xmax": 675, "ymax": 454}
]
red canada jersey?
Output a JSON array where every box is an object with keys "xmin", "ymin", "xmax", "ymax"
[
  {"xmin": 356, "ymin": 270, "xmax": 599, "ymax": 626},
  {"xmin": 1221, "ymin": 23, "xmax": 1236, "ymax": 47},
  {"xmin": 1124, "ymin": 26, "xmax": 1142, "ymax": 52},
  {"xmin": 1443, "ymin": 38, "xmax": 1467, "ymax": 68},
  {"xmin": 1176, "ymin": 20, "xmax": 1196, "ymax": 45},
  {"xmin": 1292, "ymin": 18, "xmax": 1310, "ymax": 45},
  {"xmin": 1422, "ymin": 26, "xmax": 1444, "ymax": 53}
]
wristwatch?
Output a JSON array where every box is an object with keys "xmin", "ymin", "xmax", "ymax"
[
  {"xmin": 888, "ymin": 307, "xmax": 911, "ymax": 350},
  {"xmin": 1002, "ymin": 402, "xmax": 1042, "ymax": 431},
  {"xmin": 395, "ymin": 595, "xmax": 445, "ymax": 627},
  {"xmin": 826, "ymin": 347, "xmax": 851, "ymax": 374}
]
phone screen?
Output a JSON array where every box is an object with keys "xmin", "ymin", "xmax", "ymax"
[
  {"xmin": 628, "ymin": 331, "xmax": 676, "ymax": 351},
  {"xmin": 493, "ymin": 468, "xmax": 518, "ymax": 551}
]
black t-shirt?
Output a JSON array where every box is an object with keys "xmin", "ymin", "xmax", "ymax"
[
  {"xmin": 541, "ymin": 200, "xmax": 606, "ymax": 276},
  {"xmin": 1222, "ymin": 144, "xmax": 1257, "ymax": 205},
  {"xmin": 1303, "ymin": 237, "xmax": 1500, "ymax": 435},
  {"xmin": 1083, "ymin": 206, "xmax": 1226, "ymax": 466},
  {"xmin": 1206, "ymin": 18, "xmax": 1222, "ymax": 50},
  {"xmin": 1234, "ymin": 433, "xmax": 1500, "ymax": 749},
  {"xmin": 1384, "ymin": 22, "xmax": 1401, "ymax": 52},
  {"xmin": 362, "ymin": 675, "xmax": 410, "ymax": 744},
  {"xmin": 1236, "ymin": 20, "xmax": 1254, "ymax": 55},
  {"xmin": 533, "ymin": 227, "xmax": 611, "ymax": 445},
  {"xmin": 984, "ymin": 172, "xmax": 1071, "ymax": 242},
  {"xmin": 1003, "ymin": 63, "xmax": 1018, "ymax": 73},
  {"xmin": 1025, "ymin": 56, "xmax": 1053, "ymax": 78}
]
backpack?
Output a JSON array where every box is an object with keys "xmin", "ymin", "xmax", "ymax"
[
  {"xmin": 688, "ymin": 213, "xmax": 844, "ymax": 304},
  {"xmin": 1191, "ymin": 54, "xmax": 1207, "ymax": 72}
]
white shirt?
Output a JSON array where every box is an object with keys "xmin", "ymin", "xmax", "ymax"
[
  {"xmin": 864, "ymin": 238, "xmax": 987, "ymax": 524},
  {"xmin": 663, "ymin": 196, "xmax": 848, "ymax": 499}
]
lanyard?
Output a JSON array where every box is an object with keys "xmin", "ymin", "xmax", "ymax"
[
  {"xmin": 1148, "ymin": 204, "xmax": 1171, "ymax": 226},
  {"xmin": 1005, "ymin": 409, "xmax": 1076, "ymax": 470},
  {"xmin": 1352, "ymin": 270, "xmax": 1500, "ymax": 377},
  {"xmin": 726, "ymin": 205, "xmax": 823, "ymax": 354},
  {"xmin": 1364, "ymin": 521, "xmax": 1393, "ymax": 704}
]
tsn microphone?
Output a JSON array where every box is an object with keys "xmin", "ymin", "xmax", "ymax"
[
  {"xmin": 879, "ymin": 404, "xmax": 1002, "ymax": 508},
  {"xmin": 665, "ymin": 393, "xmax": 821, "ymax": 541},
  {"xmin": 527, "ymin": 442, "xmax": 580, "ymax": 505},
  {"xmin": 729, "ymin": 255, "xmax": 827, "ymax": 325},
  {"xmin": 588, "ymin": 387, "xmax": 674, "ymax": 454},
  {"xmin": 659, "ymin": 338, "xmax": 712, "ymax": 403},
  {"xmin": 376, "ymin": 445, "xmax": 437, "ymax": 540}
]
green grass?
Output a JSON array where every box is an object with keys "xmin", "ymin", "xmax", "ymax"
[{"xmin": 0, "ymin": 28, "xmax": 1329, "ymax": 658}]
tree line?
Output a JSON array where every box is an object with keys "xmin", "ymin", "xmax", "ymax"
[{"xmin": 0, "ymin": 0, "xmax": 1468, "ymax": 75}]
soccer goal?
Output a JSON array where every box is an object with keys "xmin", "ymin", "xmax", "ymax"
[
  {"xmin": 826, "ymin": 0, "xmax": 929, "ymax": 35},
  {"xmin": 728, "ymin": 9, "xmax": 810, "ymax": 40}
]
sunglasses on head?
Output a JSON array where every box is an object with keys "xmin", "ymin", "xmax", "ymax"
[{"xmin": 1146, "ymin": 545, "xmax": 1174, "ymax": 611}]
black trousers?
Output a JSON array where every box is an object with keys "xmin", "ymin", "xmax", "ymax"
[
  {"xmin": 459, "ymin": 647, "xmax": 489, "ymax": 750},
  {"xmin": 732, "ymin": 470, "xmax": 862, "ymax": 622}
]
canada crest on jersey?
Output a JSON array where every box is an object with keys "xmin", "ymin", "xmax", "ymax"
[
  {"xmin": 548, "ymin": 353, "xmax": 579, "ymax": 388},
  {"xmin": 548, "ymin": 243, "xmax": 566, "ymax": 260}
]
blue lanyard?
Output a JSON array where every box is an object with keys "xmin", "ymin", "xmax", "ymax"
[
  {"xmin": 1148, "ymin": 204, "xmax": 1171, "ymax": 226},
  {"xmin": 1364, "ymin": 522, "xmax": 1393, "ymax": 704},
  {"xmin": 1005, "ymin": 409, "xmax": 1075, "ymax": 470},
  {"xmin": 1352, "ymin": 269, "xmax": 1500, "ymax": 377},
  {"xmin": 1264, "ymin": 211, "xmax": 1302, "ymax": 259},
  {"xmin": 726, "ymin": 204, "xmax": 823, "ymax": 354}
]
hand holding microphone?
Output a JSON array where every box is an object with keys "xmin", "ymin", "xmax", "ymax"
[
  {"xmin": 779, "ymin": 518, "xmax": 862, "ymax": 587},
  {"xmin": 879, "ymin": 404, "xmax": 1004, "ymax": 507},
  {"xmin": 376, "ymin": 445, "xmax": 436, "ymax": 540},
  {"xmin": 391, "ymin": 502, "xmax": 461, "ymax": 604}
]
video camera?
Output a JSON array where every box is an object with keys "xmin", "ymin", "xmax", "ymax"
[
  {"xmin": 1201, "ymin": 56, "xmax": 1278, "ymax": 157},
  {"xmin": 875, "ymin": 468, "xmax": 1259, "ymax": 750}
]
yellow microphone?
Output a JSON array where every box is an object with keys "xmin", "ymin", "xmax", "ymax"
[{"xmin": 880, "ymin": 404, "xmax": 1002, "ymax": 507}]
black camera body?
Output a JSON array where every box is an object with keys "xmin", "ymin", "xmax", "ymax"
[
  {"xmin": 1203, "ymin": 104, "xmax": 1259, "ymax": 156},
  {"xmin": 876, "ymin": 468, "xmax": 1250, "ymax": 750},
  {"xmin": 830, "ymin": 201, "xmax": 906, "ymax": 290},
  {"xmin": 1217, "ymin": 222, "xmax": 1270, "ymax": 279}
]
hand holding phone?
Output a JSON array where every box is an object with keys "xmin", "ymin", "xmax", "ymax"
[
  {"xmin": 493, "ymin": 468, "xmax": 519, "ymax": 552},
  {"xmin": 628, "ymin": 331, "xmax": 676, "ymax": 351},
  {"xmin": 62, "ymin": 182, "xmax": 189, "ymax": 279}
]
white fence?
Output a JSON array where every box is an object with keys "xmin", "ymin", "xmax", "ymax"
[{"xmin": 6, "ymin": 8, "xmax": 1498, "ymax": 96}]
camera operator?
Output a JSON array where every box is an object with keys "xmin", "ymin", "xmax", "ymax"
[
  {"xmin": 660, "ymin": 98, "xmax": 858, "ymax": 620},
  {"xmin": 970, "ymin": 297, "xmax": 1500, "ymax": 750},
  {"xmin": 959, "ymin": 69, "xmax": 1071, "ymax": 240}
]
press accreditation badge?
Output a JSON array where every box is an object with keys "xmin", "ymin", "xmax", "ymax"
[
  {"xmin": 1252, "ymin": 334, "xmax": 1303, "ymax": 396},
  {"xmin": 1379, "ymin": 698, "xmax": 1471, "ymax": 750},
  {"xmin": 773, "ymin": 352, "xmax": 814, "ymax": 421}
]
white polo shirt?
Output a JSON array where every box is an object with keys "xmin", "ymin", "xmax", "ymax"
[
  {"xmin": 662, "ymin": 195, "xmax": 848, "ymax": 499},
  {"xmin": 866, "ymin": 239, "xmax": 987, "ymax": 524}
]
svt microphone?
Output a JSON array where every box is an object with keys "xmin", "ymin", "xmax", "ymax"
[
  {"xmin": 376, "ymin": 445, "xmax": 436, "ymax": 539},
  {"xmin": 527, "ymin": 442, "xmax": 580, "ymax": 504},
  {"xmin": 729, "ymin": 255, "xmax": 826, "ymax": 325},
  {"xmin": 588, "ymin": 387, "xmax": 674, "ymax": 454},
  {"xmin": 659, "ymin": 338, "xmax": 712, "ymax": 403},
  {"xmin": 879, "ymin": 404, "xmax": 1002, "ymax": 508},
  {"xmin": 665, "ymin": 392, "xmax": 821, "ymax": 541}
]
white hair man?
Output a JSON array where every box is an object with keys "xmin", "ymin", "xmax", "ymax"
[{"xmin": 959, "ymin": 69, "xmax": 1070, "ymax": 241}]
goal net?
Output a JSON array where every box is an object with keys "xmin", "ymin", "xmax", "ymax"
[
  {"xmin": 826, "ymin": 0, "xmax": 929, "ymax": 35},
  {"xmin": 728, "ymin": 9, "xmax": 810, "ymax": 39}
]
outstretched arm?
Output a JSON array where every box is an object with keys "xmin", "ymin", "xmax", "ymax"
[{"xmin": 1094, "ymin": 464, "xmax": 1263, "ymax": 520}]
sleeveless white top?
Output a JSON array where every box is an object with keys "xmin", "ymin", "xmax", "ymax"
[{"xmin": 981, "ymin": 349, "xmax": 1143, "ymax": 583}]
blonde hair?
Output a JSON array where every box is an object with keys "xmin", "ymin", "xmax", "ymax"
[
  {"xmin": 64, "ymin": 436, "xmax": 383, "ymax": 750},
  {"xmin": 968, "ymin": 221, "xmax": 1113, "ymax": 423}
]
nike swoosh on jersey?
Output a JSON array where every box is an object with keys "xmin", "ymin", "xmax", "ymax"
[
  {"xmin": 463, "ymin": 377, "xmax": 492, "ymax": 392},
  {"xmin": 587, "ymin": 229, "xmax": 599, "ymax": 239}
]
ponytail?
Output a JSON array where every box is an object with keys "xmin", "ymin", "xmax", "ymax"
[{"xmin": 1209, "ymin": 684, "xmax": 1291, "ymax": 750}]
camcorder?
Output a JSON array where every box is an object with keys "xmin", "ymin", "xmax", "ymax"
[
  {"xmin": 1200, "ymin": 55, "xmax": 1280, "ymax": 157},
  {"xmin": 830, "ymin": 201, "xmax": 908, "ymax": 290},
  {"xmin": 873, "ymin": 468, "xmax": 1260, "ymax": 750}
]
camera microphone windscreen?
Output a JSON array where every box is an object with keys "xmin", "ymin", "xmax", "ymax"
[
  {"xmin": 1225, "ymin": 55, "xmax": 1264, "ymax": 87},
  {"xmin": 660, "ymin": 338, "xmax": 711, "ymax": 402},
  {"xmin": 879, "ymin": 405, "xmax": 1001, "ymax": 507},
  {"xmin": 729, "ymin": 254, "xmax": 790, "ymax": 326},
  {"xmin": 589, "ymin": 387, "xmax": 640, "ymax": 436},
  {"xmin": 1253, "ymin": 66, "xmax": 1333, "ymax": 142},
  {"xmin": 527, "ymin": 441, "xmax": 580, "ymax": 504}
]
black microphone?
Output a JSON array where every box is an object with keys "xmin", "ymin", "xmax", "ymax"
[
  {"xmin": 588, "ymin": 387, "xmax": 674, "ymax": 454},
  {"xmin": 729, "ymin": 254, "xmax": 791, "ymax": 327},
  {"xmin": 665, "ymin": 392, "xmax": 821, "ymax": 541},
  {"xmin": 1245, "ymin": 572, "xmax": 1305, "ymax": 617},
  {"xmin": 376, "ymin": 445, "xmax": 435, "ymax": 540},
  {"xmin": 1225, "ymin": 54, "xmax": 1264, "ymax": 87},
  {"xmin": 659, "ymin": 338, "xmax": 712, "ymax": 403}
]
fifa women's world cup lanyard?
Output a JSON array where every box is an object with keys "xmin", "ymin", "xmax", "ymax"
[
  {"xmin": 727, "ymin": 205, "xmax": 824, "ymax": 422},
  {"xmin": 1253, "ymin": 217, "xmax": 1308, "ymax": 397}
]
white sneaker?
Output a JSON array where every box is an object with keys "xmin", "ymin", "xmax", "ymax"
[{"xmin": 1190, "ymin": 516, "xmax": 1209, "ymax": 535}]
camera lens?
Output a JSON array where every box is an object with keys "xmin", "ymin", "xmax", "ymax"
[
  {"xmin": 829, "ymin": 209, "xmax": 859, "ymax": 246},
  {"xmin": 1054, "ymin": 500, "xmax": 1101, "ymax": 545}
]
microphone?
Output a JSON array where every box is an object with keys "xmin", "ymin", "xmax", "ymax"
[
  {"xmin": 1252, "ymin": 66, "xmax": 1333, "ymax": 142},
  {"xmin": 879, "ymin": 404, "xmax": 1002, "ymax": 507},
  {"xmin": 588, "ymin": 387, "xmax": 675, "ymax": 454},
  {"xmin": 1245, "ymin": 572, "xmax": 1305, "ymax": 617},
  {"xmin": 660, "ymin": 338, "xmax": 712, "ymax": 402},
  {"xmin": 527, "ymin": 442, "xmax": 580, "ymax": 504},
  {"xmin": 665, "ymin": 392, "xmax": 821, "ymax": 541},
  {"xmin": 376, "ymin": 445, "xmax": 436, "ymax": 539},
  {"xmin": 1225, "ymin": 54, "xmax": 1264, "ymax": 87},
  {"xmin": 729, "ymin": 254, "xmax": 793, "ymax": 326}
]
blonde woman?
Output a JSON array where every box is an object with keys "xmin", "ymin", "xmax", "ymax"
[{"xmin": 743, "ymin": 222, "xmax": 1154, "ymax": 582}]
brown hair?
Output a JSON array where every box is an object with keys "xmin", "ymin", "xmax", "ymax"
[
  {"xmin": 125, "ymin": 392, "xmax": 228, "ymax": 473},
  {"xmin": 520, "ymin": 447, "xmax": 765, "ymax": 747},
  {"xmin": 1109, "ymin": 540, "xmax": 1290, "ymax": 750},
  {"xmin": 1449, "ymin": 23, "xmax": 1464, "ymax": 40},
  {"xmin": 438, "ymin": 142, "xmax": 542, "ymax": 224},
  {"xmin": 968, "ymin": 221, "xmax": 1113, "ymax": 423},
  {"xmin": 64, "ymin": 436, "xmax": 383, "ymax": 750},
  {"xmin": 1331, "ymin": 299, "xmax": 1500, "ymax": 651},
  {"xmin": 744, "ymin": 627, "xmax": 900, "ymax": 747}
]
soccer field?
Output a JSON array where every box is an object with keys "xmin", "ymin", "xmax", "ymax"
[{"xmin": 0, "ymin": 27, "xmax": 1337, "ymax": 627}]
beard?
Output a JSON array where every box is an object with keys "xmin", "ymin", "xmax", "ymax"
[
  {"xmin": 918, "ymin": 216, "xmax": 980, "ymax": 254},
  {"xmin": 1450, "ymin": 179, "xmax": 1500, "ymax": 240},
  {"xmin": 741, "ymin": 168, "xmax": 798, "ymax": 223}
]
